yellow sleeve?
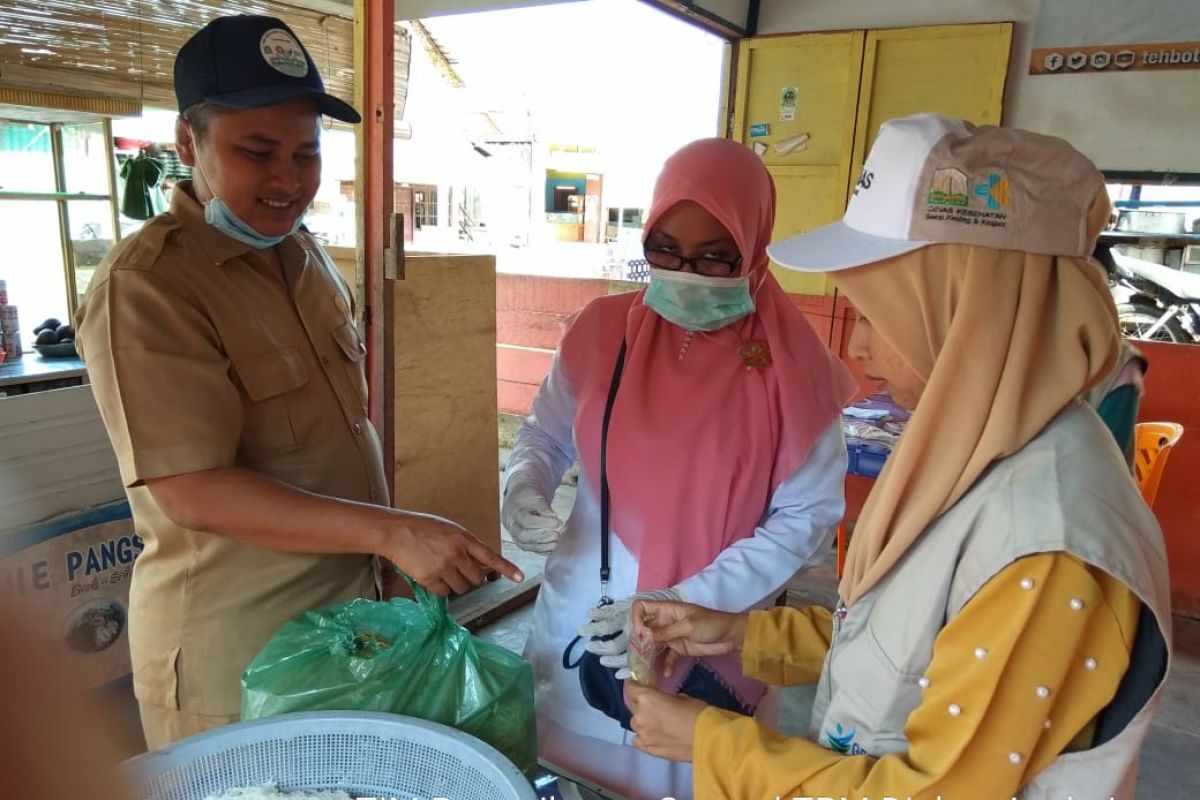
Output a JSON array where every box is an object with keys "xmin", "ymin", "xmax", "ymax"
[
  {"xmin": 695, "ymin": 553, "xmax": 1139, "ymax": 799},
  {"xmin": 741, "ymin": 605, "xmax": 834, "ymax": 686}
]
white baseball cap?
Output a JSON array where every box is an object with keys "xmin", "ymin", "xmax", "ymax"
[{"xmin": 767, "ymin": 113, "xmax": 1107, "ymax": 272}]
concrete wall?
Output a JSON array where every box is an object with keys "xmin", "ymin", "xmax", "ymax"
[
  {"xmin": 755, "ymin": 0, "xmax": 1200, "ymax": 172},
  {"xmin": 495, "ymin": 274, "xmax": 619, "ymax": 414}
]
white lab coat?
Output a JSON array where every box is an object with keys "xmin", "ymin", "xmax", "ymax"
[{"xmin": 508, "ymin": 351, "xmax": 848, "ymax": 800}]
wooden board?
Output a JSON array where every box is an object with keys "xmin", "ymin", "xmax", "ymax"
[
  {"xmin": 450, "ymin": 575, "xmax": 541, "ymax": 633},
  {"xmin": 326, "ymin": 246, "xmax": 359, "ymax": 304},
  {"xmin": 0, "ymin": 385, "xmax": 123, "ymax": 537},
  {"xmin": 387, "ymin": 254, "xmax": 501, "ymax": 553}
]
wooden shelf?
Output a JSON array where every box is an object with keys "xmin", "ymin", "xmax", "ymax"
[{"xmin": 1100, "ymin": 230, "xmax": 1200, "ymax": 247}]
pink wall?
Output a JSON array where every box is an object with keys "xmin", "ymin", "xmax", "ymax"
[{"xmin": 496, "ymin": 275, "xmax": 618, "ymax": 415}]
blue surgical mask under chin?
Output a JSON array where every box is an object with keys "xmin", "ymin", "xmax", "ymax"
[
  {"xmin": 203, "ymin": 194, "xmax": 302, "ymax": 249},
  {"xmin": 193, "ymin": 155, "xmax": 301, "ymax": 249},
  {"xmin": 643, "ymin": 268, "xmax": 756, "ymax": 332}
]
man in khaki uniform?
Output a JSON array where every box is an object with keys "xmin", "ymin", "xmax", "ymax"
[{"xmin": 76, "ymin": 15, "xmax": 520, "ymax": 750}]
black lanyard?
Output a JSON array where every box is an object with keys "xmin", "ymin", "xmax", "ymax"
[
  {"xmin": 561, "ymin": 339, "xmax": 628, "ymax": 672},
  {"xmin": 598, "ymin": 340, "xmax": 627, "ymax": 606}
]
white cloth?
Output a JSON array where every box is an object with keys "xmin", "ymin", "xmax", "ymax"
[{"xmin": 509, "ymin": 352, "xmax": 847, "ymax": 800}]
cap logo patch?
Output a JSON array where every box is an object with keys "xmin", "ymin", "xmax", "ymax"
[
  {"xmin": 926, "ymin": 166, "xmax": 1010, "ymax": 229},
  {"xmin": 973, "ymin": 171, "xmax": 1011, "ymax": 210},
  {"xmin": 852, "ymin": 169, "xmax": 875, "ymax": 196},
  {"xmin": 260, "ymin": 29, "xmax": 309, "ymax": 78},
  {"xmin": 928, "ymin": 168, "xmax": 969, "ymax": 207}
]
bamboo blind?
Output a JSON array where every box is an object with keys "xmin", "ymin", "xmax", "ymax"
[{"xmin": 0, "ymin": 1, "xmax": 410, "ymax": 122}]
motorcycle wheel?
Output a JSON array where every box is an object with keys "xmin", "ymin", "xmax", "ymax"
[{"xmin": 1116, "ymin": 301, "xmax": 1189, "ymax": 343}]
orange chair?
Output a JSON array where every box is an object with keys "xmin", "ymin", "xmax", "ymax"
[{"xmin": 1133, "ymin": 422, "xmax": 1184, "ymax": 508}]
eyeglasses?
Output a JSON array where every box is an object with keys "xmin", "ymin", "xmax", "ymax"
[{"xmin": 644, "ymin": 247, "xmax": 742, "ymax": 278}]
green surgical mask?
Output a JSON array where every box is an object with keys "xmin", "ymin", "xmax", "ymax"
[{"xmin": 643, "ymin": 268, "xmax": 755, "ymax": 332}]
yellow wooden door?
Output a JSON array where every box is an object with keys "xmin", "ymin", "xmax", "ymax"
[
  {"xmin": 849, "ymin": 23, "xmax": 1013, "ymax": 195},
  {"xmin": 730, "ymin": 23, "xmax": 1011, "ymax": 297},
  {"xmin": 731, "ymin": 32, "xmax": 865, "ymax": 295}
]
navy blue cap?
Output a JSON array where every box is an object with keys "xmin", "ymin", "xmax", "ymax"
[{"xmin": 174, "ymin": 15, "xmax": 361, "ymax": 124}]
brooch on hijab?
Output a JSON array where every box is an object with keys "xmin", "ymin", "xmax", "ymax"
[{"xmin": 739, "ymin": 339, "xmax": 771, "ymax": 370}]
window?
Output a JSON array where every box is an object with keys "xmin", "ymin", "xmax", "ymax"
[
  {"xmin": 0, "ymin": 119, "xmax": 119, "ymax": 333},
  {"xmin": 552, "ymin": 186, "xmax": 573, "ymax": 212},
  {"xmin": 413, "ymin": 184, "xmax": 439, "ymax": 228}
]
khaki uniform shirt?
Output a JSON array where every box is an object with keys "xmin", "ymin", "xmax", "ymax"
[{"xmin": 76, "ymin": 183, "xmax": 388, "ymax": 716}]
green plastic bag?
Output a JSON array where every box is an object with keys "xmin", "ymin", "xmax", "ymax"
[{"xmin": 241, "ymin": 577, "xmax": 537, "ymax": 776}]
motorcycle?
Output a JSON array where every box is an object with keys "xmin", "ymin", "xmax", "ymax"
[{"xmin": 1095, "ymin": 242, "xmax": 1200, "ymax": 345}]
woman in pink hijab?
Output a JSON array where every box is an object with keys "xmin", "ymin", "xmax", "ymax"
[{"xmin": 503, "ymin": 138, "xmax": 856, "ymax": 799}]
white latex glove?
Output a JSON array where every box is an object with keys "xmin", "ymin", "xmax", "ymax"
[
  {"xmin": 579, "ymin": 587, "xmax": 683, "ymax": 679},
  {"xmin": 501, "ymin": 471, "xmax": 565, "ymax": 554}
]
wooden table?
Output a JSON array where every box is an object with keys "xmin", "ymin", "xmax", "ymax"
[{"xmin": 0, "ymin": 352, "xmax": 87, "ymax": 396}]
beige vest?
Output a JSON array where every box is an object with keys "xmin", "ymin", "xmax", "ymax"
[{"xmin": 809, "ymin": 402, "xmax": 1171, "ymax": 799}]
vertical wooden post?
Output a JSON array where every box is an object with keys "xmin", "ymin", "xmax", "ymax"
[{"xmin": 355, "ymin": 0, "xmax": 395, "ymax": 450}]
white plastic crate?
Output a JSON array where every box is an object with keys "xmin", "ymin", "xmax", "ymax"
[{"xmin": 123, "ymin": 711, "xmax": 537, "ymax": 800}]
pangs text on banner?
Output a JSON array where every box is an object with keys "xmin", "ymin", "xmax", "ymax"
[{"xmin": 0, "ymin": 502, "xmax": 140, "ymax": 689}]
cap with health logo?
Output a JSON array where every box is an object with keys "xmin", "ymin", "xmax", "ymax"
[
  {"xmin": 767, "ymin": 113, "xmax": 1107, "ymax": 272},
  {"xmin": 174, "ymin": 15, "xmax": 361, "ymax": 123}
]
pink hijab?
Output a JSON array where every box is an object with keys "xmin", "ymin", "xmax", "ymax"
[{"xmin": 559, "ymin": 138, "xmax": 855, "ymax": 702}]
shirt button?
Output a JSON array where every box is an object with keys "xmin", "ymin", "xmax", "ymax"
[
  {"xmin": 322, "ymin": 357, "xmax": 333, "ymax": 368},
  {"xmin": 354, "ymin": 422, "xmax": 363, "ymax": 435}
]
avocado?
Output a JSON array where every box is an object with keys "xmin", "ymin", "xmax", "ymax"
[
  {"xmin": 55, "ymin": 324, "xmax": 74, "ymax": 341},
  {"xmin": 35, "ymin": 317, "xmax": 62, "ymax": 334},
  {"xmin": 35, "ymin": 329, "xmax": 59, "ymax": 345}
]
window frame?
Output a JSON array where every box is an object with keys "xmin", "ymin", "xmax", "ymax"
[
  {"xmin": 412, "ymin": 183, "xmax": 439, "ymax": 229},
  {"xmin": 0, "ymin": 117, "xmax": 121, "ymax": 320}
]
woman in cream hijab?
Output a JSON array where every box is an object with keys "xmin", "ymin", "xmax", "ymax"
[{"xmin": 625, "ymin": 114, "xmax": 1171, "ymax": 800}]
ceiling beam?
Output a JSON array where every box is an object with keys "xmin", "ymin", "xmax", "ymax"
[
  {"xmin": 638, "ymin": 0, "xmax": 749, "ymax": 39},
  {"xmin": 410, "ymin": 19, "xmax": 465, "ymax": 88},
  {"xmin": 281, "ymin": 0, "xmax": 355, "ymax": 18}
]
